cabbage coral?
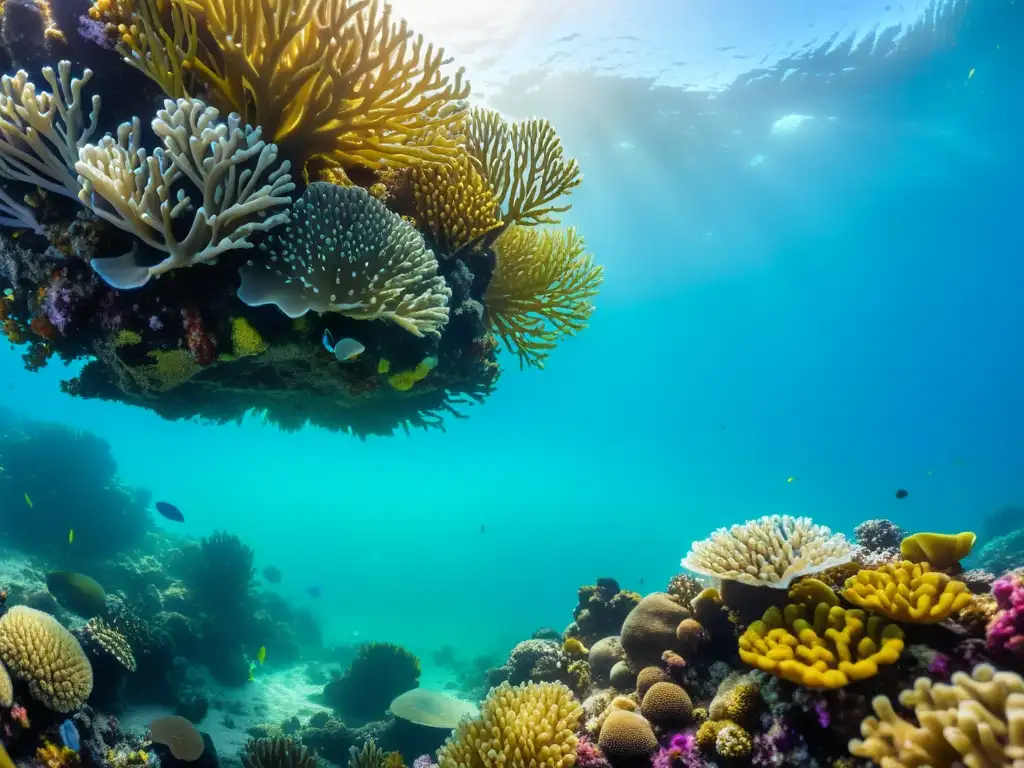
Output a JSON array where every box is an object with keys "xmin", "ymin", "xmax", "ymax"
[{"xmin": 485, "ymin": 226, "xmax": 603, "ymax": 368}]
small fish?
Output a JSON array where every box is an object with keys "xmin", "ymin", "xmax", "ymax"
[
  {"xmin": 926, "ymin": 470, "xmax": 934, "ymax": 476},
  {"xmin": 23, "ymin": 492, "xmax": 32, "ymax": 508},
  {"xmin": 68, "ymin": 528, "xmax": 74, "ymax": 544},
  {"xmin": 262, "ymin": 565, "xmax": 282, "ymax": 584},
  {"xmin": 787, "ymin": 476, "xmax": 798, "ymax": 484},
  {"xmin": 639, "ymin": 577, "xmax": 645, "ymax": 586},
  {"xmin": 155, "ymin": 501, "xmax": 184, "ymax": 522},
  {"xmin": 895, "ymin": 489, "xmax": 909, "ymax": 499},
  {"xmin": 307, "ymin": 585, "xmax": 322, "ymax": 598},
  {"xmin": 322, "ymin": 330, "xmax": 365, "ymax": 362},
  {"xmin": 480, "ymin": 524, "xmax": 485, "ymax": 534},
  {"xmin": 59, "ymin": 719, "xmax": 80, "ymax": 752},
  {"xmin": 258, "ymin": 645, "xmax": 266, "ymax": 665},
  {"xmin": 968, "ymin": 67, "xmax": 975, "ymax": 79}
]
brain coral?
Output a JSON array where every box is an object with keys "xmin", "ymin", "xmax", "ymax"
[
  {"xmin": 597, "ymin": 710, "xmax": 657, "ymax": 762},
  {"xmin": 849, "ymin": 663, "xmax": 1024, "ymax": 767},
  {"xmin": 640, "ymin": 682, "xmax": 693, "ymax": 728},
  {"xmin": 843, "ymin": 561, "xmax": 973, "ymax": 624},
  {"xmin": 635, "ymin": 666, "xmax": 670, "ymax": 700},
  {"xmin": 620, "ymin": 592, "xmax": 689, "ymax": 667},
  {"xmin": 738, "ymin": 602, "xmax": 904, "ymax": 689},
  {"xmin": 0, "ymin": 605, "xmax": 93, "ymax": 712},
  {"xmin": 588, "ymin": 636, "xmax": 625, "ymax": 681},
  {"xmin": 437, "ymin": 681, "xmax": 582, "ymax": 768},
  {"xmin": 681, "ymin": 515, "xmax": 853, "ymax": 588}
]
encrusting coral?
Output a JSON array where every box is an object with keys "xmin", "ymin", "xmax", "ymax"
[
  {"xmin": 437, "ymin": 681, "xmax": 582, "ymax": 768},
  {"xmin": 0, "ymin": 605, "xmax": 94, "ymax": 712},
  {"xmin": 681, "ymin": 514, "xmax": 854, "ymax": 589},
  {"xmin": 738, "ymin": 601, "xmax": 905, "ymax": 689},
  {"xmin": 848, "ymin": 663, "xmax": 1024, "ymax": 767},
  {"xmin": 842, "ymin": 561, "xmax": 973, "ymax": 624}
]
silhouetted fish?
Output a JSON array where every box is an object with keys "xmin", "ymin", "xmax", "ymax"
[
  {"xmin": 895, "ymin": 489, "xmax": 909, "ymax": 499},
  {"xmin": 262, "ymin": 566, "xmax": 282, "ymax": 584},
  {"xmin": 46, "ymin": 571, "xmax": 107, "ymax": 617},
  {"xmin": 155, "ymin": 501, "xmax": 184, "ymax": 522},
  {"xmin": 308, "ymin": 585, "xmax": 322, "ymax": 597},
  {"xmin": 480, "ymin": 524, "xmax": 485, "ymax": 534}
]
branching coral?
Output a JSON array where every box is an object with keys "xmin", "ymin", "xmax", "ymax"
[
  {"xmin": 848, "ymin": 663, "xmax": 1024, "ymax": 767},
  {"xmin": 681, "ymin": 514, "xmax": 853, "ymax": 589},
  {"xmin": 467, "ymin": 108, "xmax": 581, "ymax": 227},
  {"xmin": 238, "ymin": 183, "xmax": 451, "ymax": 337},
  {"xmin": 484, "ymin": 225, "xmax": 602, "ymax": 369},
  {"xmin": 738, "ymin": 602, "xmax": 904, "ymax": 689},
  {"xmin": 80, "ymin": 617, "xmax": 137, "ymax": 672},
  {"xmin": 76, "ymin": 97, "xmax": 295, "ymax": 289},
  {"xmin": 241, "ymin": 737, "xmax": 315, "ymax": 768},
  {"xmin": 842, "ymin": 561, "xmax": 973, "ymax": 624},
  {"xmin": 438, "ymin": 681, "xmax": 582, "ymax": 768},
  {"xmin": 411, "ymin": 153, "xmax": 502, "ymax": 254},
  {"xmin": 107, "ymin": 0, "xmax": 469, "ymax": 176}
]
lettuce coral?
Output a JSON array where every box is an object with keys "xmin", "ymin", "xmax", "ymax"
[
  {"xmin": 842, "ymin": 561, "xmax": 973, "ymax": 624},
  {"xmin": 485, "ymin": 226, "xmax": 602, "ymax": 369}
]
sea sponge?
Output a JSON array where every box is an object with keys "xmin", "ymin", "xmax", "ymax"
[
  {"xmin": 150, "ymin": 716, "xmax": 206, "ymax": 761},
  {"xmin": 848, "ymin": 663, "xmax": 1024, "ymax": 767},
  {"xmin": 738, "ymin": 602, "xmax": 904, "ymax": 689},
  {"xmin": 842, "ymin": 561, "xmax": 973, "ymax": 624},
  {"xmin": 681, "ymin": 514, "xmax": 853, "ymax": 589},
  {"xmin": 0, "ymin": 660, "xmax": 12, "ymax": 707},
  {"xmin": 640, "ymin": 682, "xmax": 693, "ymax": 728},
  {"xmin": 900, "ymin": 531, "xmax": 977, "ymax": 569},
  {"xmin": 620, "ymin": 593, "xmax": 689, "ymax": 668},
  {"xmin": 437, "ymin": 681, "xmax": 581, "ymax": 768},
  {"xmin": 708, "ymin": 673, "xmax": 760, "ymax": 724},
  {"xmin": 635, "ymin": 666, "xmax": 669, "ymax": 700},
  {"xmin": 0, "ymin": 605, "xmax": 93, "ymax": 712},
  {"xmin": 241, "ymin": 737, "xmax": 316, "ymax": 768},
  {"xmin": 597, "ymin": 710, "xmax": 657, "ymax": 762}
]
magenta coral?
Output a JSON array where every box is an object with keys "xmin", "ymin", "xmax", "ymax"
[
  {"xmin": 576, "ymin": 735, "xmax": 611, "ymax": 768},
  {"xmin": 987, "ymin": 571, "xmax": 1024, "ymax": 655},
  {"xmin": 652, "ymin": 732, "xmax": 701, "ymax": 768}
]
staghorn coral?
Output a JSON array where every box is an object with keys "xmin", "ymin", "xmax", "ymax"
[
  {"xmin": 79, "ymin": 617, "xmax": 137, "ymax": 672},
  {"xmin": 485, "ymin": 225, "xmax": 602, "ymax": 369},
  {"xmin": 0, "ymin": 605, "xmax": 93, "ymax": 712},
  {"xmin": 738, "ymin": 602, "xmax": 905, "ymax": 689},
  {"xmin": 900, "ymin": 531, "xmax": 977, "ymax": 569},
  {"xmin": 411, "ymin": 153, "xmax": 502, "ymax": 254},
  {"xmin": 238, "ymin": 183, "xmax": 451, "ymax": 338},
  {"xmin": 77, "ymin": 97, "xmax": 295, "ymax": 289},
  {"xmin": 109, "ymin": 0, "xmax": 470, "ymax": 176},
  {"xmin": 681, "ymin": 514, "xmax": 853, "ymax": 589},
  {"xmin": 848, "ymin": 663, "xmax": 1024, "ymax": 767},
  {"xmin": 843, "ymin": 561, "xmax": 973, "ymax": 624},
  {"xmin": 241, "ymin": 736, "xmax": 315, "ymax": 768},
  {"xmin": 437, "ymin": 681, "xmax": 582, "ymax": 768},
  {"xmin": 466, "ymin": 108, "xmax": 581, "ymax": 227}
]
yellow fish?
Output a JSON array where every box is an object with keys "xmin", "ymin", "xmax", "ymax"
[
  {"xmin": 258, "ymin": 646, "xmax": 266, "ymax": 666},
  {"xmin": 69, "ymin": 529, "xmax": 74, "ymax": 544},
  {"xmin": 24, "ymin": 492, "xmax": 32, "ymax": 508},
  {"xmin": 1, "ymin": 741, "xmax": 16, "ymax": 768},
  {"xmin": 787, "ymin": 476, "xmax": 798, "ymax": 483},
  {"xmin": 968, "ymin": 68, "xmax": 975, "ymax": 79}
]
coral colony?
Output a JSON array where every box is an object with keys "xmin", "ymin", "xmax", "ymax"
[{"xmin": 0, "ymin": 0, "xmax": 602, "ymax": 437}]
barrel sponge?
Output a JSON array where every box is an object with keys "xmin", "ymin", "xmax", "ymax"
[
  {"xmin": 681, "ymin": 514, "xmax": 853, "ymax": 589},
  {"xmin": 842, "ymin": 561, "xmax": 973, "ymax": 624},
  {"xmin": 640, "ymin": 682, "xmax": 693, "ymax": 727},
  {"xmin": 0, "ymin": 660, "xmax": 12, "ymax": 707},
  {"xmin": 848, "ymin": 663, "xmax": 1024, "ymax": 767},
  {"xmin": 620, "ymin": 593, "xmax": 689, "ymax": 667},
  {"xmin": 0, "ymin": 606, "xmax": 93, "ymax": 712},
  {"xmin": 597, "ymin": 710, "xmax": 657, "ymax": 761},
  {"xmin": 738, "ymin": 602, "xmax": 904, "ymax": 689},
  {"xmin": 437, "ymin": 681, "xmax": 582, "ymax": 768},
  {"xmin": 635, "ymin": 666, "xmax": 669, "ymax": 700}
]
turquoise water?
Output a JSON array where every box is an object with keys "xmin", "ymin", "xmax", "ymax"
[{"xmin": 2, "ymin": 0, "xmax": 1021, "ymax": 682}]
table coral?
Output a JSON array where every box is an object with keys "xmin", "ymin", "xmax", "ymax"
[
  {"xmin": 738, "ymin": 602, "xmax": 904, "ymax": 689},
  {"xmin": 843, "ymin": 561, "xmax": 973, "ymax": 624},
  {"xmin": 988, "ymin": 570, "xmax": 1024, "ymax": 656},
  {"xmin": 900, "ymin": 531, "xmax": 976, "ymax": 569},
  {"xmin": 848, "ymin": 663, "xmax": 1024, "ymax": 767}
]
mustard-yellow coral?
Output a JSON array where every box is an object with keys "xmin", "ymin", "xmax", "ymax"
[
  {"xmin": 900, "ymin": 531, "xmax": 976, "ymax": 569},
  {"xmin": 107, "ymin": 0, "xmax": 470, "ymax": 176},
  {"xmin": 485, "ymin": 226, "xmax": 602, "ymax": 369},
  {"xmin": 738, "ymin": 602, "xmax": 904, "ymax": 689},
  {"xmin": 849, "ymin": 663, "xmax": 1024, "ymax": 767},
  {"xmin": 842, "ymin": 561, "xmax": 973, "ymax": 624},
  {"xmin": 437, "ymin": 681, "xmax": 582, "ymax": 768},
  {"xmin": 0, "ymin": 606, "xmax": 94, "ymax": 712},
  {"xmin": 411, "ymin": 153, "xmax": 502, "ymax": 254},
  {"xmin": 467, "ymin": 108, "xmax": 581, "ymax": 227},
  {"xmin": 231, "ymin": 317, "xmax": 268, "ymax": 358}
]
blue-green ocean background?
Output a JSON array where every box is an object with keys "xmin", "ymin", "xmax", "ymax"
[{"xmin": 1, "ymin": 0, "xmax": 1021, "ymax": 686}]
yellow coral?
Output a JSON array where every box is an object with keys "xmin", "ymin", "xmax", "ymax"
[
  {"xmin": 114, "ymin": 329, "xmax": 142, "ymax": 347},
  {"xmin": 715, "ymin": 723, "xmax": 752, "ymax": 759},
  {"xmin": 127, "ymin": 349, "xmax": 202, "ymax": 392},
  {"xmin": 107, "ymin": 0, "xmax": 470, "ymax": 176},
  {"xmin": 437, "ymin": 681, "xmax": 582, "ymax": 768},
  {"xmin": 695, "ymin": 720, "xmax": 729, "ymax": 752},
  {"xmin": 411, "ymin": 152, "xmax": 502, "ymax": 254},
  {"xmin": 842, "ymin": 561, "xmax": 973, "ymax": 624},
  {"xmin": 231, "ymin": 317, "xmax": 268, "ymax": 358},
  {"xmin": 738, "ymin": 602, "xmax": 904, "ymax": 689},
  {"xmin": 849, "ymin": 663, "xmax": 1024, "ymax": 767},
  {"xmin": 467, "ymin": 108, "xmax": 581, "ymax": 227},
  {"xmin": 709, "ymin": 674, "xmax": 760, "ymax": 724},
  {"xmin": 388, "ymin": 356, "xmax": 437, "ymax": 391},
  {"xmin": 900, "ymin": 531, "xmax": 976, "ymax": 569},
  {"xmin": 485, "ymin": 226, "xmax": 602, "ymax": 369},
  {"xmin": 788, "ymin": 578, "xmax": 839, "ymax": 607},
  {"xmin": 563, "ymin": 637, "xmax": 589, "ymax": 656},
  {"xmin": 37, "ymin": 742, "xmax": 79, "ymax": 768},
  {"xmin": 0, "ymin": 606, "xmax": 93, "ymax": 712},
  {"xmin": 0, "ymin": 660, "xmax": 12, "ymax": 707}
]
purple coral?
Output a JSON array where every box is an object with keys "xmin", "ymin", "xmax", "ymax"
[
  {"xmin": 576, "ymin": 734, "xmax": 611, "ymax": 768},
  {"xmin": 43, "ymin": 281, "xmax": 73, "ymax": 333},
  {"xmin": 652, "ymin": 732, "xmax": 700, "ymax": 768},
  {"xmin": 987, "ymin": 571, "xmax": 1024, "ymax": 655}
]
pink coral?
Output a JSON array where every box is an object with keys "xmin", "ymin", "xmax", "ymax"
[
  {"xmin": 653, "ymin": 732, "xmax": 701, "ymax": 768},
  {"xmin": 576, "ymin": 735, "xmax": 611, "ymax": 768},
  {"xmin": 987, "ymin": 571, "xmax": 1024, "ymax": 655}
]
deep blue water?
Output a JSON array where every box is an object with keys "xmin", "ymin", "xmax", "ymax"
[{"xmin": 1, "ymin": 0, "xmax": 1020, "ymax": 671}]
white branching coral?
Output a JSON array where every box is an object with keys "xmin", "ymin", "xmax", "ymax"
[
  {"xmin": 849, "ymin": 663, "xmax": 1024, "ymax": 767},
  {"xmin": 681, "ymin": 514, "xmax": 853, "ymax": 589},
  {"xmin": 76, "ymin": 97, "xmax": 295, "ymax": 289},
  {"xmin": 237, "ymin": 183, "xmax": 452, "ymax": 338}
]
